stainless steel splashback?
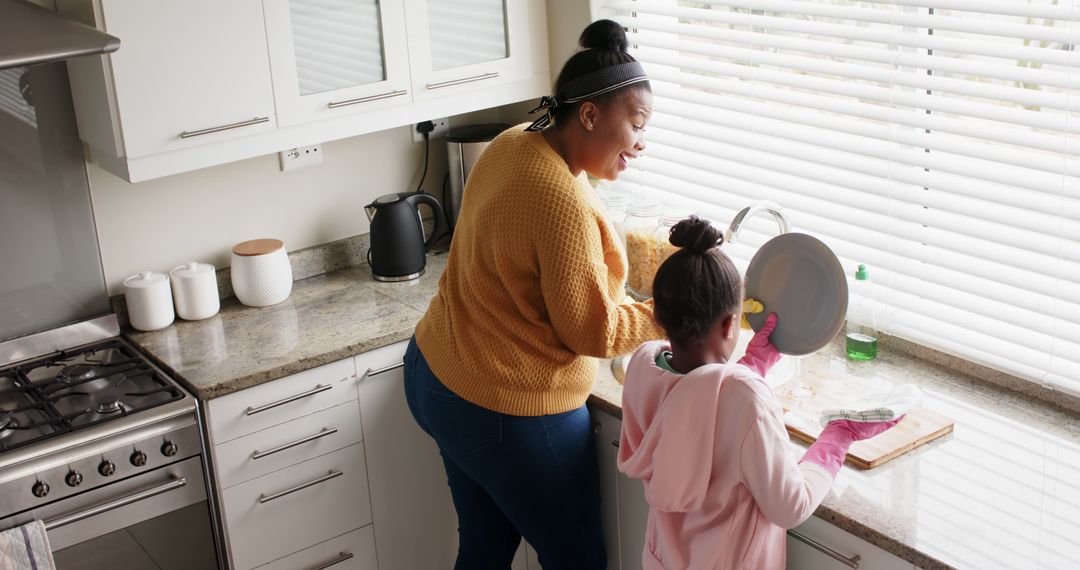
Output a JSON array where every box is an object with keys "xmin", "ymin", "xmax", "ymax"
[{"xmin": 0, "ymin": 61, "xmax": 110, "ymax": 343}]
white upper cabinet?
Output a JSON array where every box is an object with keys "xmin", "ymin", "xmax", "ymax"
[
  {"xmin": 66, "ymin": 0, "xmax": 276, "ymax": 161},
  {"xmin": 403, "ymin": 0, "xmax": 535, "ymax": 100},
  {"xmin": 62, "ymin": 0, "xmax": 549, "ymax": 182},
  {"xmin": 264, "ymin": 0, "xmax": 411, "ymax": 126}
]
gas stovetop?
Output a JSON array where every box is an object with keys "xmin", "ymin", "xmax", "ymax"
[{"xmin": 0, "ymin": 338, "xmax": 185, "ymax": 453}]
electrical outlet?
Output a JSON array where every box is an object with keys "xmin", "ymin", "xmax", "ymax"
[
  {"xmin": 278, "ymin": 144, "xmax": 323, "ymax": 171},
  {"xmin": 412, "ymin": 118, "xmax": 449, "ymax": 143}
]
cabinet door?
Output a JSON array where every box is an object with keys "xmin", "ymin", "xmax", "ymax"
[
  {"xmin": 264, "ymin": 0, "xmax": 411, "ymax": 126},
  {"xmin": 99, "ymin": 0, "xmax": 276, "ymax": 157},
  {"xmin": 615, "ymin": 427, "xmax": 651, "ymax": 570},
  {"xmin": 591, "ymin": 410, "xmax": 624, "ymax": 570},
  {"xmin": 355, "ymin": 342, "xmax": 458, "ymax": 570},
  {"xmin": 787, "ymin": 516, "xmax": 913, "ymax": 570},
  {"xmin": 402, "ymin": 0, "xmax": 536, "ymax": 100}
]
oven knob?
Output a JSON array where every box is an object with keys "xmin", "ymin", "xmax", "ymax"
[
  {"xmin": 130, "ymin": 450, "xmax": 148, "ymax": 466},
  {"xmin": 65, "ymin": 470, "xmax": 83, "ymax": 487},
  {"xmin": 99, "ymin": 460, "xmax": 116, "ymax": 477},
  {"xmin": 161, "ymin": 441, "xmax": 178, "ymax": 457},
  {"xmin": 32, "ymin": 480, "xmax": 50, "ymax": 498}
]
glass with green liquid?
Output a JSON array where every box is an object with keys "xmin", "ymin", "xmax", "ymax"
[{"xmin": 846, "ymin": 264, "xmax": 878, "ymax": 361}]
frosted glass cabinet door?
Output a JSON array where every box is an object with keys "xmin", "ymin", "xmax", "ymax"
[
  {"xmin": 265, "ymin": 0, "xmax": 411, "ymax": 126},
  {"xmin": 404, "ymin": 0, "xmax": 534, "ymax": 99}
]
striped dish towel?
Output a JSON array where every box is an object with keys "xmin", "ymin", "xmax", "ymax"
[
  {"xmin": 0, "ymin": 521, "xmax": 55, "ymax": 570},
  {"xmin": 819, "ymin": 384, "xmax": 923, "ymax": 427}
]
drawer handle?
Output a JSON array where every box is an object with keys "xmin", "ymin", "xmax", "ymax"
[
  {"xmin": 365, "ymin": 362, "xmax": 404, "ymax": 378},
  {"xmin": 426, "ymin": 72, "xmax": 499, "ymax": 90},
  {"xmin": 258, "ymin": 470, "xmax": 343, "ymax": 504},
  {"xmin": 245, "ymin": 383, "xmax": 333, "ymax": 416},
  {"xmin": 787, "ymin": 529, "xmax": 861, "ymax": 568},
  {"xmin": 307, "ymin": 551, "xmax": 354, "ymax": 570},
  {"xmin": 328, "ymin": 89, "xmax": 408, "ymax": 108},
  {"xmin": 611, "ymin": 439, "xmax": 620, "ymax": 448},
  {"xmin": 251, "ymin": 427, "xmax": 339, "ymax": 460},
  {"xmin": 179, "ymin": 116, "xmax": 269, "ymax": 138}
]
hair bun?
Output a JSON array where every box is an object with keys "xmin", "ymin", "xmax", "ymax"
[
  {"xmin": 579, "ymin": 19, "xmax": 629, "ymax": 52},
  {"xmin": 669, "ymin": 216, "xmax": 723, "ymax": 253}
]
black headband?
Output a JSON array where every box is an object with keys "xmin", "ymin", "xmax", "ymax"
[{"xmin": 526, "ymin": 61, "xmax": 649, "ymax": 131}]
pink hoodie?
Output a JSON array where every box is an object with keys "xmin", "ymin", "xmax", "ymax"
[{"xmin": 617, "ymin": 341, "xmax": 834, "ymax": 569}]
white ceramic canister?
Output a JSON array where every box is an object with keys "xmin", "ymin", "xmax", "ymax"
[
  {"xmin": 230, "ymin": 238, "xmax": 293, "ymax": 307},
  {"xmin": 123, "ymin": 271, "xmax": 175, "ymax": 331},
  {"xmin": 169, "ymin": 262, "xmax": 220, "ymax": 320}
]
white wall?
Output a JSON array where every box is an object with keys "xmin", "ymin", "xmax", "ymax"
[
  {"xmin": 88, "ymin": 107, "xmax": 535, "ymax": 295},
  {"xmin": 88, "ymin": 126, "xmax": 418, "ymax": 294}
]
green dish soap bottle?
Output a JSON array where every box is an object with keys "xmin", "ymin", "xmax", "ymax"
[{"xmin": 846, "ymin": 264, "xmax": 878, "ymax": 361}]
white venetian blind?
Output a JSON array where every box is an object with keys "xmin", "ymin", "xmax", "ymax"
[{"xmin": 601, "ymin": 0, "xmax": 1080, "ymax": 393}]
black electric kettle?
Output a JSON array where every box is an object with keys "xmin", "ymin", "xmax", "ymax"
[{"xmin": 365, "ymin": 191, "xmax": 447, "ymax": 282}]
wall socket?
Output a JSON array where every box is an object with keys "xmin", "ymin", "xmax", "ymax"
[
  {"xmin": 278, "ymin": 144, "xmax": 323, "ymax": 171},
  {"xmin": 412, "ymin": 118, "xmax": 449, "ymax": 143}
]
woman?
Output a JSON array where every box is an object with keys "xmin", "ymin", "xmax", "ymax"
[{"xmin": 404, "ymin": 19, "xmax": 662, "ymax": 569}]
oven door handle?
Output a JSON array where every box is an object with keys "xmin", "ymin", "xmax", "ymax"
[{"xmin": 43, "ymin": 475, "xmax": 187, "ymax": 531}]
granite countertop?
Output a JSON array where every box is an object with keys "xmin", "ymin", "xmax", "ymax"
[{"xmin": 127, "ymin": 253, "xmax": 1080, "ymax": 570}]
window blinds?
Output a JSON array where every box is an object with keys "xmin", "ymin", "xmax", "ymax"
[{"xmin": 600, "ymin": 0, "xmax": 1080, "ymax": 393}]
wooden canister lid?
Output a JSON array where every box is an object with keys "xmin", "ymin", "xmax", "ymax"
[{"xmin": 232, "ymin": 238, "xmax": 284, "ymax": 257}]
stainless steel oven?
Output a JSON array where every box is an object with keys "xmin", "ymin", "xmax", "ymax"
[
  {"xmin": 0, "ymin": 320, "xmax": 221, "ymax": 570},
  {"xmin": 1, "ymin": 7, "xmax": 221, "ymax": 569}
]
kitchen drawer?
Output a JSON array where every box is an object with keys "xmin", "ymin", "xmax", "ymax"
[
  {"xmin": 213, "ymin": 401, "xmax": 362, "ymax": 489},
  {"xmin": 256, "ymin": 526, "xmax": 377, "ymax": 570},
  {"xmin": 787, "ymin": 515, "xmax": 913, "ymax": 570},
  {"xmin": 222, "ymin": 444, "xmax": 372, "ymax": 570},
  {"xmin": 206, "ymin": 359, "xmax": 356, "ymax": 445}
]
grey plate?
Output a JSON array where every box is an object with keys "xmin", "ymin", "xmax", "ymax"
[{"xmin": 744, "ymin": 233, "xmax": 848, "ymax": 356}]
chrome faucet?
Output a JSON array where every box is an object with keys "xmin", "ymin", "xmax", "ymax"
[{"xmin": 725, "ymin": 201, "xmax": 791, "ymax": 244}]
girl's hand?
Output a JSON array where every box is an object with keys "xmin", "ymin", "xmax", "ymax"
[{"xmin": 738, "ymin": 313, "xmax": 781, "ymax": 376}]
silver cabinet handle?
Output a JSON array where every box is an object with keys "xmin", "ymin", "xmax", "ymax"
[
  {"xmin": 179, "ymin": 116, "xmax": 269, "ymax": 138},
  {"xmin": 251, "ymin": 427, "xmax": 338, "ymax": 460},
  {"xmin": 612, "ymin": 440, "xmax": 620, "ymax": 448},
  {"xmin": 365, "ymin": 362, "xmax": 404, "ymax": 377},
  {"xmin": 328, "ymin": 89, "xmax": 408, "ymax": 108},
  {"xmin": 245, "ymin": 383, "xmax": 333, "ymax": 416},
  {"xmin": 787, "ymin": 529, "xmax": 861, "ymax": 568},
  {"xmin": 426, "ymin": 72, "xmax": 499, "ymax": 90},
  {"xmin": 44, "ymin": 476, "xmax": 186, "ymax": 530},
  {"xmin": 307, "ymin": 551, "xmax": 354, "ymax": 570},
  {"xmin": 258, "ymin": 470, "xmax": 343, "ymax": 504}
]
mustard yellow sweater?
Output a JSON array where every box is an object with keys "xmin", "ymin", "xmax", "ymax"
[{"xmin": 415, "ymin": 125, "xmax": 663, "ymax": 416}]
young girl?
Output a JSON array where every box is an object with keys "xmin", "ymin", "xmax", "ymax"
[{"xmin": 618, "ymin": 216, "xmax": 900, "ymax": 569}]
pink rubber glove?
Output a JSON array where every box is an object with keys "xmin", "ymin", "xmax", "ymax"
[
  {"xmin": 799, "ymin": 417, "xmax": 904, "ymax": 477},
  {"xmin": 738, "ymin": 313, "xmax": 781, "ymax": 377}
]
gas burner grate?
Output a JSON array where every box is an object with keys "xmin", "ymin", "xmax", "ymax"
[{"xmin": 0, "ymin": 339, "xmax": 184, "ymax": 452}]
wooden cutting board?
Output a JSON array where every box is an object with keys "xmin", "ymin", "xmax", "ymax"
[{"xmin": 774, "ymin": 372, "xmax": 954, "ymax": 469}]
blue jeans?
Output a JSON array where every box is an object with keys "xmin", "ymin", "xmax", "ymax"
[{"xmin": 403, "ymin": 337, "xmax": 606, "ymax": 570}]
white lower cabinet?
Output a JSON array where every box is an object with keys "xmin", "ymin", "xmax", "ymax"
[
  {"xmin": 355, "ymin": 342, "xmax": 458, "ymax": 570},
  {"xmin": 221, "ymin": 444, "xmax": 371, "ymax": 569},
  {"xmin": 256, "ymin": 527, "xmax": 378, "ymax": 570},
  {"xmin": 591, "ymin": 408, "xmax": 651, "ymax": 570}
]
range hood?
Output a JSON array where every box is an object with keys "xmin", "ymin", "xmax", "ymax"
[{"xmin": 0, "ymin": 0, "xmax": 119, "ymax": 71}]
